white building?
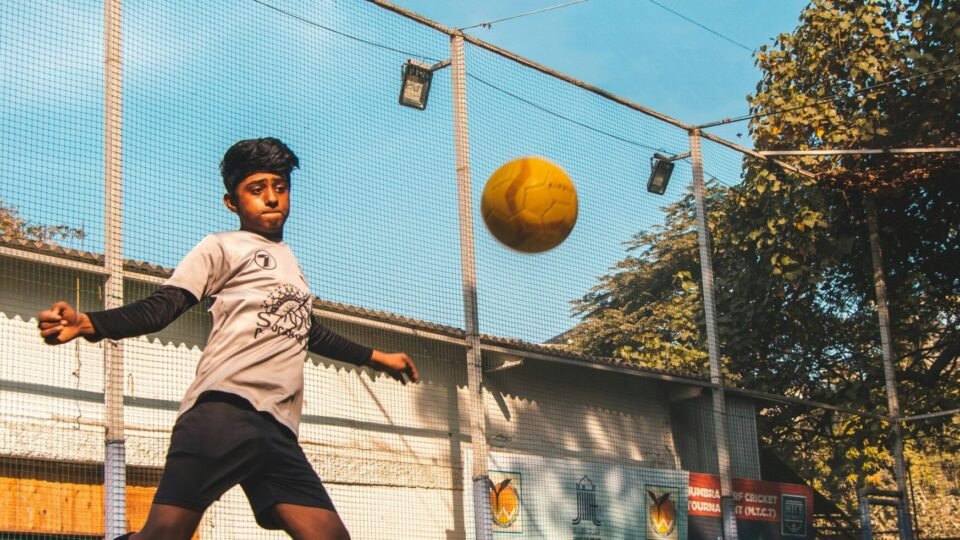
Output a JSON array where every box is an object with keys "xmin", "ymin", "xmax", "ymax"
[{"xmin": 0, "ymin": 237, "xmax": 769, "ymax": 539}]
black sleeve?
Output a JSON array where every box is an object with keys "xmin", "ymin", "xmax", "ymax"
[
  {"xmin": 307, "ymin": 315, "xmax": 373, "ymax": 366},
  {"xmin": 85, "ymin": 285, "xmax": 199, "ymax": 342}
]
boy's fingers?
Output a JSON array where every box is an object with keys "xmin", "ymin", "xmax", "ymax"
[
  {"xmin": 38, "ymin": 303, "xmax": 70, "ymax": 325},
  {"xmin": 39, "ymin": 325, "xmax": 62, "ymax": 337},
  {"xmin": 406, "ymin": 358, "xmax": 420, "ymax": 383}
]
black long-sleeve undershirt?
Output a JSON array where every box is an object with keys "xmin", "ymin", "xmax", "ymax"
[
  {"xmin": 85, "ymin": 286, "xmax": 198, "ymax": 341},
  {"xmin": 84, "ymin": 286, "xmax": 371, "ymax": 366}
]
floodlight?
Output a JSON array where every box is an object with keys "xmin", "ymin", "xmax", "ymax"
[
  {"xmin": 399, "ymin": 59, "xmax": 451, "ymax": 110},
  {"xmin": 399, "ymin": 60, "xmax": 433, "ymax": 110},
  {"xmin": 647, "ymin": 152, "xmax": 677, "ymax": 195}
]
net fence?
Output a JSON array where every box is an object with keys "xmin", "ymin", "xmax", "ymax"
[{"xmin": 0, "ymin": 1, "xmax": 956, "ymax": 539}]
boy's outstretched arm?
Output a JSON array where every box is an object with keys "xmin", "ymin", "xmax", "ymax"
[
  {"xmin": 37, "ymin": 286, "xmax": 198, "ymax": 346},
  {"xmin": 307, "ymin": 316, "xmax": 420, "ymax": 384},
  {"xmin": 368, "ymin": 350, "xmax": 420, "ymax": 384}
]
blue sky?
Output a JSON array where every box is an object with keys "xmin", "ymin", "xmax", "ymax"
[{"xmin": 1, "ymin": 1, "xmax": 809, "ymax": 343}]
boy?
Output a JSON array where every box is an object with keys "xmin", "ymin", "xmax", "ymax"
[{"xmin": 38, "ymin": 138, "xmax": 418, "ymax": 540}]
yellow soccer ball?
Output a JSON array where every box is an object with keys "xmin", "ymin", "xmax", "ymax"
[{"xmin": 480, "ymin": 156, "xmax": 578, "ymax": 253}]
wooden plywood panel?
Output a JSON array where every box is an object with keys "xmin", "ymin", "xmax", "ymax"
[{"xmin": 0, "ymin": 475, "xmax": 178, "ymax": 537}]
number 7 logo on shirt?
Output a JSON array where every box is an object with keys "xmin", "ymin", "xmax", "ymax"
[{"xmin": 253, "ymin": 250, "xmax": 277, "ymax": 270}]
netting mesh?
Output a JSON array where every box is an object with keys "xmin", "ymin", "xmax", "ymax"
[
  {"xmin": 1, "ymin": 1, "xmax": 956, "ymax": 539},
  {"xmin": 465, "ymin": 42, "xmax": 691, "ymax": 344}
]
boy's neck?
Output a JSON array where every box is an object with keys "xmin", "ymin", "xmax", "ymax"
[{"xmin": 239, "ymin": 227, "xmax": 283, "ymax": 242}]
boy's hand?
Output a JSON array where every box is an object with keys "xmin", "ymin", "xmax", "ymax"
[
  {"xmin": 38, "ymin": 301, "xmax": 95, "ymax": 345},
  {"xmin": 368, "ymin": 351, "xmax": 419, "ymax": 384}
]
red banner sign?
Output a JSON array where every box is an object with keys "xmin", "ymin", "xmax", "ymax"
[{"xmin": 688, "ymin": 473, "xmax": 813, "ymax": 526}]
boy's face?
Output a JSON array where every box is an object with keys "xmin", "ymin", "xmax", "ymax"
[{"xmin": 224, "ymin": 172, "xmax": 290, "ymax": 240}]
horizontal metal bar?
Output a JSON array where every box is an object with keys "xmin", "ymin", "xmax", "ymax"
[
  {"xmin": 480, "ymin": 343, "xmax": 717, "ymax": 387},
  {"xmin": 866, "ymin": 498, "xmax": 901, "ymax": 507},
  {"xmin": 365, "ymin": 0, "xmax": 456, "ymax": 35},
  {"xmin": 760, "ymin": 148, "xmax": 960, "ymax": 156},
  {"xmin": 483, "ymin": 358, "xmax": 524, "ymax": 374},
  {"xmin": 902, "ymin": 407, "xmax": 960, "ymax": 423},
  {"xmin": 726, "ymin": 386, "xmax": 891, "ymax": 421},
  {"xmin": 863, "ymin": 488, "xmax": 903, "ymax": 498},
  {"xmin": 697, "ymin": 131, "xmax": 819, "ymax": 180},
  {"xmin": 0, "ymin": 244, "xmax": 109, "ymax": 275},
  {"xmin": 125, "ymin": 271, "xmax": 167, "ymax": 286},
  {"xmin": 367, "ymin": 0, "xmax": 693, "ymax": 132}
]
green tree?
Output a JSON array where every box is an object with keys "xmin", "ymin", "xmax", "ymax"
[
  {"xmin": 567, "ymin": 0, "xmax": 960, "ymax": 527},
  {"xmin": 568, "ymin": 191, "xmax": 708, "ymax": 375},
  {"xmin": 743, "ymin": 0, "xmax": 959, "ymax": 531},
  {"xmin": 0, "ymin": 197, "xmax": 84, "ymax": 244}
]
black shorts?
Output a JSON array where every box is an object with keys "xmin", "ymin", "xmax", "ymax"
[{"xmin": 153, "ymin": 392, "xmax": 335, "ymax": 529}]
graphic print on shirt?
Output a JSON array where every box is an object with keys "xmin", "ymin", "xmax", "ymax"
[{"xmin": 254, "ymin": 284, "xmax": 311, "ymax": 344}]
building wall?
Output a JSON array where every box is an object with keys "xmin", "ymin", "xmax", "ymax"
[
  {"xmin": 0, "ymin": 253, "xmax": 760, "ymax": 538},
  {"xmin": 670, "ymin": 393, "xmax": 762, "ymax": 479}
]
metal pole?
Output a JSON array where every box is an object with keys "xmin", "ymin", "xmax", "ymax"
[
  {"xmin": 689, "ymin": 129, "xmax": 738, "ymax": 539},
  {"xmin": 450, "ymin": 31, "xmax": 492, "ymax": 540},
  {"xmin": 759, "ymin": 147, "xmax": 960, "ymax": 156},
  {"xmin": 865, "ymin": 198, "xmax": 913, "ymax": 540},
  {"xmin": 859, "ymin": 489, "xmax": 873, "ymax": 540},
  {"xmin": 103, "ymin": 0, "xmax": 126, "ymax": 537}
]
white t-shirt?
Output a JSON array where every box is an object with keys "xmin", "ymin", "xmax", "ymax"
[{"xmin": 165, "ymin": 230, "xmax": 315, "ymax": 435}]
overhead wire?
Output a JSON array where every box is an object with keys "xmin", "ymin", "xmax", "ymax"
[
  {"xmin": 699, "ymin": 62, "xmax": 960, "ymax": 129},
  {"xmin": 250, "ymin": 0, "xmax": 442, "ymax": 61},
  {"xmin": 645, "ymin": 0, "xmax": 754, "ymax": 53},
  {"xmin": 467, "ymin": 74, "xmax": 663, "ymax": 153},
  {"xmin": 460, "ymin": 0, "xmax": 591, "ymax": 31},
  {"xmin": 254, "ymin": 0, "xmax": 960, "ymax": 188},
  {"xmin": 249, "ymin": 0, "xmax": 668, "ymax": 158}
]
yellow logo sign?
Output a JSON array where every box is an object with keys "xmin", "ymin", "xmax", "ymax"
[
  {"xmin": 648, "ymin": 488, "xmax": 678, "ymax": 538},
  {"xmin": 488, "ymin": 476, "xmax": 521, "ymax": 528}
]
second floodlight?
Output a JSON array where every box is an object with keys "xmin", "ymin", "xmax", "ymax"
[
  {"xmin": 647, "ymin": 151, "xmax": 690, "ymax": 195},
  {"xmin": 399, "ymin": 59, "xmax": 451, "ymax": 110}
]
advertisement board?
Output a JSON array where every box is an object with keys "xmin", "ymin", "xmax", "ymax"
[
  {"xmin": 688, "ymin": 473, "xmax": 814, "ymax": 540},
  {"xmin": 481, "ymin": 453, "xmax": 813, "ymax": 539},
  {"xmin": 488, "ymin": 452, "xmax": 688, "ymax": 539}
]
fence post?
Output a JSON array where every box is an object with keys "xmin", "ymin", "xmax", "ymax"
[
  {"xmin": 865, "ymin": 197, "xmax": 914, "ymax": 540},
  {"xmin": 859, "ymin": 488, "xmax": 873, "ymax": 540},
  {"xmin": 450, "ymin": 31, "xmax": 492, "ymax": 540},
  {"xmin": 689, "ymin": 129, "xmax": 738, "ymax": 539},
  {"xmin": 103, "ymin": 0, "xmax": 126, "ymax": 537}
]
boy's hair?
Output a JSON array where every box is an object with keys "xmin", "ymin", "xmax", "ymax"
[{"xmin": 221, "ymin": 138, "xmax": 300, "ymax": 194}]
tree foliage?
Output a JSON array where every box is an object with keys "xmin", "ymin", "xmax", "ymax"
[
  {"xmin": 0, "ymin": 197, "xmax": 84, "ymax": 244},
  {"xmin": 566, "ymin": 0, "xmax": 960, "ymax": 526}
]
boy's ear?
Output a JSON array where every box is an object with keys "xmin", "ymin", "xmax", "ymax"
[{"xmin": 223, "ymin": 193, "xmax": 238, "ymax": 214}]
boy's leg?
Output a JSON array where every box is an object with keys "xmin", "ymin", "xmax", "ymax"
[
  {"xmin": 129, "ymin": 503, "xmax": 203, "ymax": 540},
  {"xmin": 272, "ymin": 503, "xmax": 350, "ymax": 540}
]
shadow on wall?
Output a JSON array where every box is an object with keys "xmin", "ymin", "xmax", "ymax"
[
  {"xmin": 302, "ymin": 325, "xmax": 691, "ymax": 539},
  {"xmin": 309, "ymin": 317, "xmax": 471, "ymax": 540},
  {"xmin": 483, "ymin": 355, "xmax": 682, "ymax": 469}
]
